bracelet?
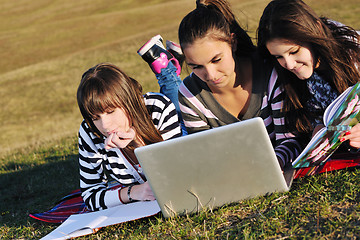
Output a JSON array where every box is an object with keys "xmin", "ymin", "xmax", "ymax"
[
  {"xmin": 127, "ymin": 185, "xmax": 134, "ymax": 202},
  {"xmin": 118, "ymin": 188, "xmax": 125, "ymax": 204}
]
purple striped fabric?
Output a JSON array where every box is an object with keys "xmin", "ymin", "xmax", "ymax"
[
  {"xmin": 29, "ymin": 182, "xmax": 122, "ymax": 223},
  {"xmin": 29, "ymin": 189, "xmax": 89, "ymax": 223}
]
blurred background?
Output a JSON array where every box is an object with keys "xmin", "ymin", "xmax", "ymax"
[{"xmin": 0, "ymin": 0, "xmax": 359, "ymax": 157}]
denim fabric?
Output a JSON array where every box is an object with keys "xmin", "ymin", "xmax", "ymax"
[{"xmin": 156, "ymin": 61, "xmax": 188, "ymax": 135}]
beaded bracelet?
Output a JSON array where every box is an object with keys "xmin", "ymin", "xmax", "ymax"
[{"xmin": 127, "ymin": 185, "xmax": 134, "ymax": 202}]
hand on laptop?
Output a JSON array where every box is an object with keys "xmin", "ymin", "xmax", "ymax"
[{"xmin": 131, "ymin": 182, "xmax": 156, "ymax": 201}]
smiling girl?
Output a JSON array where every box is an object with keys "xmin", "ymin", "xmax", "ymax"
[
  {"xmin": 257, "ymin": 0, "xmax": 360, "ymax": 149},
  {"xmin": 77, "ymin": 63, "xmax": 181, "ymax": 211}
]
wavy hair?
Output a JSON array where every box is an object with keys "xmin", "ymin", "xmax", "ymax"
[{"xmin": 257, "ymin": 0, "xmax": 360, "ymax": 133}]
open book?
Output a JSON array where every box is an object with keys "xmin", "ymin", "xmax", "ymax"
[
  {"xmin": 40, "ymin": 201, "xmax": 160, "ymax": 240},
  {"xmin": 292, "ymin": 82, "xmax": 360, "ymax": 168}
]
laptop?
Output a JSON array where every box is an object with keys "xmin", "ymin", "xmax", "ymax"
[{"xmin": 134, "ymin": 117, "xmax": 293, "ymax": 218}]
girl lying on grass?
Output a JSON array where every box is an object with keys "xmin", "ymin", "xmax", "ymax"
[
  {"xmin": 76, "ymin": 63, "xmax": 181, "ymax": 211},
  {"xmin": 257, "ymin": 0, "xmax": 360, "ymax": 150}
]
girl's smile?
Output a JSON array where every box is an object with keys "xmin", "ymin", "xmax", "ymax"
[{"xmin": 266, "ymin": 38, "xmax": 316, "ymax": 80}]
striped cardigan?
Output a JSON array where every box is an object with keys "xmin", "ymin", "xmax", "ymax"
[
  {"xmin": 178, "ymin": 55, "xmax": 303, "ymax": 168},
  {"xmin": 78, "ymin": 92, "xmax": 181, "ymax": 211}
]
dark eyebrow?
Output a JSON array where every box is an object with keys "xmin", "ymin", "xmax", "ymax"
[
  {"xmin": 286, "ymin": 46, "xmax": 299, "ymax": 54},
  {"xmin": 210, "ymin": 53, "xmax": 222, "ymax": 62},
  {"xmin": 186, "ymin": 62, "xmax": 198, "ymax": 67},
  {"xmin": 186, "ymin": 53, "xmax": 222, "ymax": 67}
]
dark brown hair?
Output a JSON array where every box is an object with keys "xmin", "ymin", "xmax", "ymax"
[
  {"xmin": 257, "ymin": 0, "xmax": 360, "ymax": 133},
  {"xmin": 178, "ymin": 0, "xmax": 256, "ymax": 58}
]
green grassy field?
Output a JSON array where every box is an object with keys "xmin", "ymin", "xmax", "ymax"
[
  {"xmin": 0, "ymin": 0, "xmax": 359, "ymax": 239},
  {"xmin": 0, "ymin": 0, "xmax": 359, "ymax": 157}
]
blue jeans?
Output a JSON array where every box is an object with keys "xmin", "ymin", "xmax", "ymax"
[{"xmin": 156, "ymin": 62, "xmax": 187, "ymax": 135}]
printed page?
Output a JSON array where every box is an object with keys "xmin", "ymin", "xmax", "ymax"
[
  {"xmin": 324, "ymin": 82, "xmax": 360, "ymax": 126},
  {"xmin": 40, "ymin": 216, "xmax": 96, "ymax": 240},
  {"xmin": 323, "ymin": 86, "xmax": 352, "ymax": 125},
  {"xmin": 96, "ymin": 200, "xmax": 161, "ymax": 228},
  {"xmin": 41, "ymin": 201, "xmax": 161, "ymax": 240},
  {"xmin": 292, "ymin": 128, "xmax": 345, "ymax": 168},
  {"xmin": 293, "ymin": 83, "xmax": 360, "ymax": 168}
]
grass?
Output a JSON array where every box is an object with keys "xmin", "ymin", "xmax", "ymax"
[
  {"xmin": 1, "ymin": 139, "xmax": 359, "ymax": 239},
  {"xmin": 0, "ymin": 0, "xmax": 359, "ymax": 239},
  {"xmin": 0, "ymin": 0, "xmax": 195, "ymax": 157},
  {"xmin": 1, "ymin": 0, "xmax": 359, "ymax": 157}
]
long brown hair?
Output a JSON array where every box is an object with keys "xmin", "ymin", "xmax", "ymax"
[
  {"xmin": 77, "ymin": 63, "xmax": 163, "ymax": 149},
  {"xmin": 257, "ymin": 0, "xmax": 360, "ymax": 134},
  {"xmin": 178, "ymin": 0, "xmax": 256, "ymax": 58}
]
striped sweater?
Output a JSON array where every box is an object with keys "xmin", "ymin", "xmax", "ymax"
[
  {"xmin": 178, "ymin": 55, "xmax": 303, "ymax": 168},
  {"xmin": 78, "ymin": 92, "xmax": 181, "ymax": 211}
]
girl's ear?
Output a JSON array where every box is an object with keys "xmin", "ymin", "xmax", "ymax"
[{"xmin": 231, "ymin": 33, "xmax": 237, "ymax": 52}]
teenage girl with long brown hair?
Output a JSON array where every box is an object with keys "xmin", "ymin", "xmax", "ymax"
[
  {"xmin": 77, "ymin": 63, "xmax": 181, "ymax": 211},
  {"xmin": 257, "ymin": 0, "xmax": 360, "ymax": 149}
]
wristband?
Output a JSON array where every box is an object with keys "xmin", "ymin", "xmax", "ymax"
[{"xmin": 127, "ymin": 185, "xmax": 134, "ymax": 202}]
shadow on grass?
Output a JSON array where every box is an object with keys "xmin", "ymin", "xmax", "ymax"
[
  {"xmin": 0, "ymin": 153, "xmax": 79, "ymax": 228},
  {"xmin": 1, "ymin": 148, "xmax": 360, "ymax": 239}
]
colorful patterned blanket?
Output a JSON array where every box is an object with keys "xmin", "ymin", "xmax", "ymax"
[
  {"xmin": 30, "ymin": 181, "xmax": 122, "ymax": 223},
  {"xmin": 294, "ymin": 153, "xmax": 360, "ymax": 178},
  {"xmin": 29, "ymin": 189, "xmax": 88, "ymax": 223},
  {"xmin": 29, "ymin": 154, "xmax": 360, "ymax": 224}
]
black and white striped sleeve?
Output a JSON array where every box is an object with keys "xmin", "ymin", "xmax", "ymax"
[
  {"xmin": 144, "ymin": 92, "xmax": 182, "ymax": 140},
  {"xmin": 78, "ymin": 122, "xmax": 121, "ymax": 211}
]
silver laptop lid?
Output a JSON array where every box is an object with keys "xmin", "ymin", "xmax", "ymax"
[{"xmin": 135, "ymin": 117, "xmax": 289, "ymax": 218}]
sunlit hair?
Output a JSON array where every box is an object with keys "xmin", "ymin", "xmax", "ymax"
[
  {"xmin": 77, "ymin": 63, "xmax": 163, "ymax": 147},
  {"xmin": 257, "ymin": 0, "xmax": 360, "ymax": 134},
  {"xmin": 178, "ymin": 0, "xmax": 256, "ymax": 58}
]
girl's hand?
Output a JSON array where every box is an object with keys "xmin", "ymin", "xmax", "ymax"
[
  {"xmin": 104, "ymin": 128, "xmax": 136, "ymax": 149},
  {"xmin": 129, "ymin": 182, "xmax": 155, "ymax": 201},
  {"xmin": 340, "ymin": 123, "xmax": 360, "ymax": 149}
]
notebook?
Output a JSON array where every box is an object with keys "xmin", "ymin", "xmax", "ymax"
[{"xmin": 134, "ymin": 117, "xmax": 292, "ymax": 218}]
